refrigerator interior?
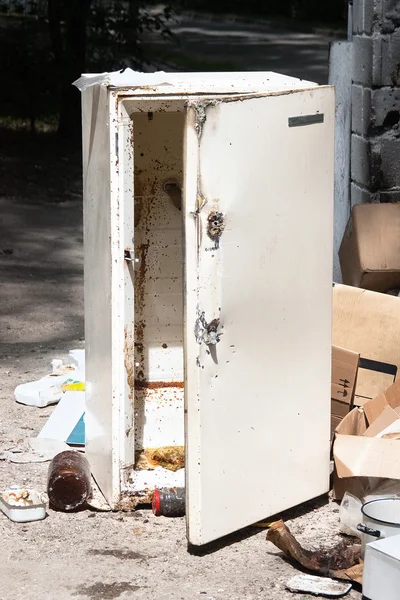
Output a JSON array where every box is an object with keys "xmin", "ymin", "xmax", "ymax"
[{"xmin": 127, "ymin": 106, "xmax": 186, "ymax": 497}]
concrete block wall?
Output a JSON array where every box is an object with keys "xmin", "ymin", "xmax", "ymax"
[{"xmin": 351, "ymin": 0, "xmax": 400, "ymax": 206}]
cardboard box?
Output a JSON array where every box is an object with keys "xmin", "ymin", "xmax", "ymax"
[
  {"xmin": 330, "ymin": 345, "xmax": 360, "ymax": 438},
  {"xmin": 331, "ymin": 345, "xmax": 359, "ymax": 407},
  {"xmin": 339, "ymin": 203, "xmax": 400, "ymax": 292},
  {"xmin": 332, "ymin": 379, "xmax": 400, "ymax": 499},
  {"xmin": 364, "ymin": 406, "xmax": 400, "ymax": 438},
  {"xmin": 330, "ymin": 414, "xmax": 344, "ymax": 441},
  {"xmin": 332, "ymin": 284, "xmax": 399, "ymax": 404},
  {"xmin": 363, "ymin": 378, "xmax": 400, "ymax": 423}
]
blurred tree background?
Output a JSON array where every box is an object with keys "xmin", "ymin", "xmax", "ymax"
[
  {"xmin": 0, "ymin": 0, "xmax": 345, "ymax": 202},
  {"xmin": 181, "ymin": 0, "xmax": 347, "ymax": 21},
  {"xmin": 0, "ymin": 0, "xmax": 174, "ymax": 139},
  {"xmin": 0, "ymin": 0, "xmax": 346, "ymax": 140}
]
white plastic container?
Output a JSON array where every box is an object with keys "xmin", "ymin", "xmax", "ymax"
[
  {"xmin": 14, "ymin": 379, "xmax": 63, "ymax": 408},
  {"xmin": 358, "ymin": 498, "xmax": 400, "ymax": 556},
  {"xmin": 363, "ymin": 534, "xmax": 400, "ymax": 600},
  {"xmin": 14, "ymin": 353, "xmax": 83, "ymax": 408},
  {"xmin": 0, "ymin": 488, "xmax": 47, "ymax": 522}
]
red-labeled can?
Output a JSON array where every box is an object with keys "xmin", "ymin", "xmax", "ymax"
[{"xmin": 152, "ymin": 487, "xmax": 185, "ymax": 517}]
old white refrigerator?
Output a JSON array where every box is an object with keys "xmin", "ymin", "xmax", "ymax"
[{"xmin": 78, "ymin": 70, "xmax": 334, "ymax": 546}]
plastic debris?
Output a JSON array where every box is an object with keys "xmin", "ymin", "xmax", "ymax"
[
  {"xmin": 339, "ymin": 492, "xmax": 363, "ymax": 537},
  {"xmin": 14, "ymin": 379, "xmax": 63, "ymax": 408},
  {"xmin": 0, "ymin": 486, "xmax": 46, "ymax": 522},
  {"xmin": 37, "ymin": 391, "xmax": 85, "ymax": 445},
  {"xmin": 287, "ymin": 574, "xmax": 352, "ymax": 597},
  {"xmin": 61, "ymin": 379, "xmax": 85, "ymax": 392},
  {"xmin": 14, "ymin": 349, "xmax": 84, "ymax": 408}
]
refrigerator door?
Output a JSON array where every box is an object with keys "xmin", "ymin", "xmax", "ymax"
[{"xmin": 183, "ymin": 87, "xmax": 334, "ymax": 545}]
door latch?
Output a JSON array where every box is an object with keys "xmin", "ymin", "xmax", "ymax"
[{"xmin": 124, "ymin": 250, "xmax": 139, "ymax": 264}]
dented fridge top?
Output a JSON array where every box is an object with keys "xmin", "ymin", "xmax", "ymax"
[{"xmin": 73, "ymin": 68, "xmax": 320, "ymax": 96}]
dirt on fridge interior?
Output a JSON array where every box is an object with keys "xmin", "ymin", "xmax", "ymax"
[
  {"xmin": 0, "ymin": 349, "xmax": 360, "ymax": 600},
  {"xmin": 126, "ymin": 108, "xmax": 186, "ymax": 501}
]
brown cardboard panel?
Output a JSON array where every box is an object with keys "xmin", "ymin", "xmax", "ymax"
[
  {"xmin": 364, "ymin": 406, "xmax": 400, "ymax": 437},
  {"xmin": 331, "ymin": 415, "xmax": 342, "ymax": 442},
  {"xmin": 335, "ymin": 407, "xmax": 368, "ymax": 436},
  {"xmin": 339, "ymin": 203, "xmax": 400, "ymax": 292},
  {"xmin": 381, "ymin": 432, "xmax": 400, "ymax": 440},
  {"xmin": 354, "ymin": 356, "xmax": 397, "ymax": 407},
  {"xmin": 330, "ymin": 347, "xmax": 359, "ymax": 441},
  {"xmin": 331, "ymin": 473, "xmax": 393, "ymax": 501},
  {"xmin": 331, "ymin": 345, "xmax": 359, "ymax": 406},
  {"xmin": 353, "ymin": 371, "xmax": 396, "ymax": 407},
  {"xmin": 332, "ymin": 285, "xmax": 400, "ymax": 401},
  {"xmin": 339, "ymin": 216, "xmax": 363, "ymax": 289},
  {"xmin": 333, "ymin": 391, "xmax": 400, "ymax": 500},
  {"xmin": 363, "ymin": 378, "xmax": 400, "ymax": 424},
  {"xmin": 331, "ymin": 414, "xmax": 344, "ymax": 441},
  {"xmin": 331, "ymin": 398, "xmax": 351, "ymax": 418},
  {"xmin": 331, "ymin": 383, "xmax": 352, "ymax": 404},
  {"xmin": 332, "ymin": 346, "xmax": 359, "ymax": 377},
  {"xmin": 334, "ymin": 433, "xmax": 400, "ymax": 479},
  {"xmin": 331, "ymin": 414, "xmax": 343, "ymax": 428}
]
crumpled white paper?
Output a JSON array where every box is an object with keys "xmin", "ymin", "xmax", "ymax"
[{"xmin": 73, "ymin": 68, "xmax": 174, "ymax": 92}]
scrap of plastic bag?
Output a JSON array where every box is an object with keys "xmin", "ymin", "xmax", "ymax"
[
  {"xmin": 340, "ymin": 492, "xmax": 363, "ymax": 537},
  {"xmin": 340, "ymin": 481, "xmax": 400, "ymax": 538}
]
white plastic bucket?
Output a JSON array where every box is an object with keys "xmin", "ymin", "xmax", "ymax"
[{"xmin": 358, "ymin": 498, "xmax": 400, "ymax": 556}]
